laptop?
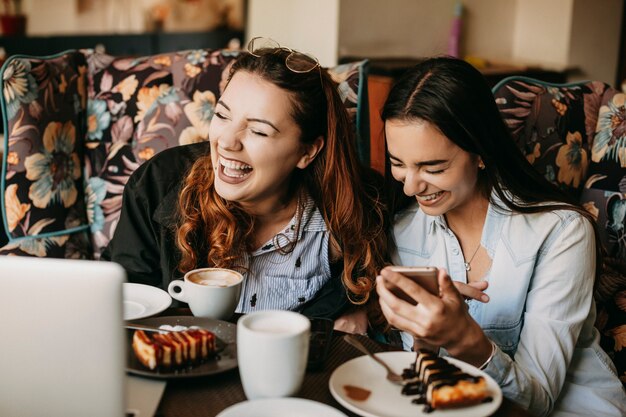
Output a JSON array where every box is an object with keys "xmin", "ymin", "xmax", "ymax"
[{"xmin": 0, "ymin": 256, "xmax": 163, "ymax": 417}]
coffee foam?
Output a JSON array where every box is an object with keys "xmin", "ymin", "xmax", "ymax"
[{"xmin": 188, "ymin": 270, "xmax": 241, "ymax": 287}]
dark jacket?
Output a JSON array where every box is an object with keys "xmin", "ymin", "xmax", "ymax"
[{"xmin": 101, "ymin": 142, "xmax": 349, "ymax": 319}]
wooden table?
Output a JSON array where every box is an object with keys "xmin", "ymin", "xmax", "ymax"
[{"xmin": 151, "ymin": 311, "xmax": 534, "ymax": 417}]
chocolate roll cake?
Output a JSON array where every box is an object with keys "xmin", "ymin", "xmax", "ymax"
[{"xmin": 401, "ymin": 350, "xmax": 491, "ymax": 412}]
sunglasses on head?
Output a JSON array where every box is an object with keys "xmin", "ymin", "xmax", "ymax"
[{"xmin": 247, "ymin": 37, "xmax": 321, "ymax": 74}]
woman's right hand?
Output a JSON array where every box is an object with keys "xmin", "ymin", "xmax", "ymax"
[{"xmin": 376, "ymin": 267, "xmax": 493, "ymax": 368}]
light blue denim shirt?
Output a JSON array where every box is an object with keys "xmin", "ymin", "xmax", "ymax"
[{"xmin": 392, "ymin": 196, "xmax": 626, "ymax": 417}]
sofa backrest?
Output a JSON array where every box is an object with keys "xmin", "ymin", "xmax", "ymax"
[
  {"xmin": 492, "ymin": 77, "xmax": 626, "ymax": 267},
  {"xmin": 0, "ymin": 48, "xmax": 371, "ymax": 259}
]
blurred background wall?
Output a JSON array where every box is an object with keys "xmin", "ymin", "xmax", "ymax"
[{"xmin": 4, "ymin": 0, "xmax": 625, "ymax": 85}]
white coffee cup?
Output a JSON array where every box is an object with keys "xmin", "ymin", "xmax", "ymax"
[
  {"xmin": 167, "ymin": 268, "xmax": 243, "ymax": 320},
  {"xmin": 237, "ymin": 310, "xmax": 311, "ymax": 399}
]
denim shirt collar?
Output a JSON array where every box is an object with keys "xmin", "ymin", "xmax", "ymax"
[
  {"xmin": 482, "ymin": 192, "xmax": 510, "ymax": 258},
  {"xmin": 425, "ymin": 190, "xmax": 510, "ymax": 259}
]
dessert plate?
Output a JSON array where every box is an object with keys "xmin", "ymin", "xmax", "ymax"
[
  {"xmin": 216, "ymin": 398, "xmax": 348, "ymax": 417},
  {"xmin": 329, "ymin": 352, "xmax": 502, "ymax": 417},
  {"xmin": 126, "ymin": 316, "xmax": 237, "ymax": 379},
  {"xmin": 123, "ymin": 283, "xmax": 172, "ymax": 320}
]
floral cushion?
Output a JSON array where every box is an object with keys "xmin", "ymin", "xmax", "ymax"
[
  {"xmin": 493, "ymin": 78, "xmax": 609, "ymax": 201},
  {"xmin": 80, "ymin": 48, "xmax": 241, "ymax": 259},
  {"xmin": 587, "ymin": 91, "xmax": 626, "ymax": 190},
  {"xmin": 581, "ymin": 188, "xmax": 626, "ymax": 275},
  {"xmin": 494, "ymin": 76, "xmax": 626, "ymax": 384},
  {"xmin": 1, "ymin": 48, "xmax": 370, "ymax": 260},
  {"xmin": 0, "ymin": 51, "xmax": 91, "ymax": 257}
]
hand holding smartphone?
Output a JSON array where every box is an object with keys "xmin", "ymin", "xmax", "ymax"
[{"xmin": 385, "ymin": 266, "xmax": 439, "ymax": 305}]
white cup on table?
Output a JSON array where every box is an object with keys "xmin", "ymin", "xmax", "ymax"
[
  {"xmin": 237, "ymin": 310, "xmax": 311, "ymax": 399},
  {"xmin": 167, "ymin": 267, "xmax": 243, "ymax": 320}
]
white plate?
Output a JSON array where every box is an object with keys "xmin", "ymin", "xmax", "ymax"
[
  {"xmin": 216, "ymin": 398, "xmax": 348, "ymax": 417},
  {"xmin": 123, "ymin": 283, "xmax": 172, "ymax": 320},
  {"xmin": 329, "ymin": 352, "xmax": 502, "ymax": 417}
]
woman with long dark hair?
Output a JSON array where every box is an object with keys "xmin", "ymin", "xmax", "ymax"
[
  {"xmin": 103, "ymin": 41, "xmax": 388, "ymax": 332},
  {"xmin": 377, "ymin": 57, "xmax": 625, "ymax": 416}
]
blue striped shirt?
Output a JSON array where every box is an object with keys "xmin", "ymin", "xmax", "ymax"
[{"xmin": 235, "ymin": 195, "xmax": 331, "ymax": 313}]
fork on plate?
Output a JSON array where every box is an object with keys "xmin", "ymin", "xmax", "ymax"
[{"xmin": 343, "ymin": 334, "xmax": 406, "ymax": 385}]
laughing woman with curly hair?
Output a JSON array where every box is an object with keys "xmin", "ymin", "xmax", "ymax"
[{"xmin": 102, "ymin": 42, "xmax": 389, "ymax": 333}]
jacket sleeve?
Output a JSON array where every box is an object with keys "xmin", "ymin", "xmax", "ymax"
[
  {"xmin": 101, "ymin": 165, "xmax": 164, "ymax": 287},
  {"xmin": 101, "ymin": 143, "xmax": 207, "ymax": 287}
]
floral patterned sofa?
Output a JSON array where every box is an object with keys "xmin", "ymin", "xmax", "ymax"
[
  {"xmin": 493, "ymin": 76, "xmax": 626, "ymax": 384},
  {"xmin": 0, "ymin": 48, "xmax": 370, "ymax": 259}
]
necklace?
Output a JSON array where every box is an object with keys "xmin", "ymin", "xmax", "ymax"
[{"xmin": 463, "ymin": 242, "xmax": 481, "ymax": 271}]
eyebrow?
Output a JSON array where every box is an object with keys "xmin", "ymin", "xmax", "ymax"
[
  {"xmin": 387, "ymin": 152, "xmax": 448, "ymax": 167},
  {"xmin": 216, "ymin": 100, "xmax": 281, "ymax": 133}
]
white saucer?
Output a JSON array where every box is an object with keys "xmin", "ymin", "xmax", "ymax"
[
  {"xmin": 123, "ymin": 283, "xmax": 172, "ymax": 320},
  {"xmin": 216, "ymin": 398, "xmax": 348, "ymax": 417}
]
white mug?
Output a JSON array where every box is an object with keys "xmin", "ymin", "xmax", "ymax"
[
  {"xmin": 167, "ymin": 268, "xmax": 243, "ymax": 319},
  {"xmin": 237, "ymin": 310, "xmax": 311, "ymax": 399}
]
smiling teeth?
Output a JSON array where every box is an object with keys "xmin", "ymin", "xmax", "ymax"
[
  {"xmin": 417, "ymin": 191, "xmax": 443, "ymax": 201},
  {"xmin": 219, "ymin": 157, "xmax": 252, "ymax": 170}
]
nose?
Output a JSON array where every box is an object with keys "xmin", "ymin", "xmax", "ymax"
[
  {"xmin": 402, "ymin": 169, "xmax": 427, "ymax": 197},
  {"xmin": 214, "ymin": 123, "xmax": 244, "ymax": 152}
]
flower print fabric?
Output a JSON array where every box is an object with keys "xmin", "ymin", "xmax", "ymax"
[
  {"xmin": 5, "ymin": 184, "xmax": 30, "ymax": 232},
  {"xmin": 85, "ymin": 177, "xmax": 106, "ymax": 233},
  {"xmin": 556, "ymin": 131, "xmax": 588, "ymax": 188},
  {"xmin": 87, "ymin": 99, "xmax": 111, "ymax": 141},
  {"xmin": 494, "ymin": 79, "xmax": 597, "ymax": 200},
  {"xmin": 1, "ymin": 52, "xmax": 89, "ymax": 254},
  {"xmin": 593, "ymin": 93, "xmax": 626, "ymax": 167},
  {"xmin": 2, "ymin": 59, "xmax": 38, "ymax": 119},
  {"xmin": 183, "ymin": 90, "xmax": 216, "ymax": 140},
  {"xmin": 24, "ymin": 121, "xmax": 81, "ymax": 209}
]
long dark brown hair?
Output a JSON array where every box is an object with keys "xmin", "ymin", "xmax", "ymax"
[
  {"xmin": 175, "ymin": 49, "xmax": 389, "ymax": 315},
  {"xmin": 382, "ymin": 56, "xmax": 602, "ymax": 276}
]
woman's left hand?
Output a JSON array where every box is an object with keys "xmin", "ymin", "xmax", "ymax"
[
  {"xmin": 377, "ymin": 267, "xmax": 492, "ymax": 367},
  {"xmin": 334, "ymin": 307, "xmax": 369, "ymax": 335},
  {"xmin": 454, "ymin": 280, "xmax": 490, "ymax": 302}
]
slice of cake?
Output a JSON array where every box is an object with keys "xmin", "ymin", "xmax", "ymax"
[
  {"xmin": 132, "ymin": 328, "xmax": 216, "ymax": 370},
  {"xmin": 401, "ymin": 350, "xmax": 491, "ymax": 412}
]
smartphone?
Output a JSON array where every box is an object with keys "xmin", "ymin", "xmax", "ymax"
[{"xmin": 386, "ymin": 266, "xmax": 439, "ymax": 305}]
